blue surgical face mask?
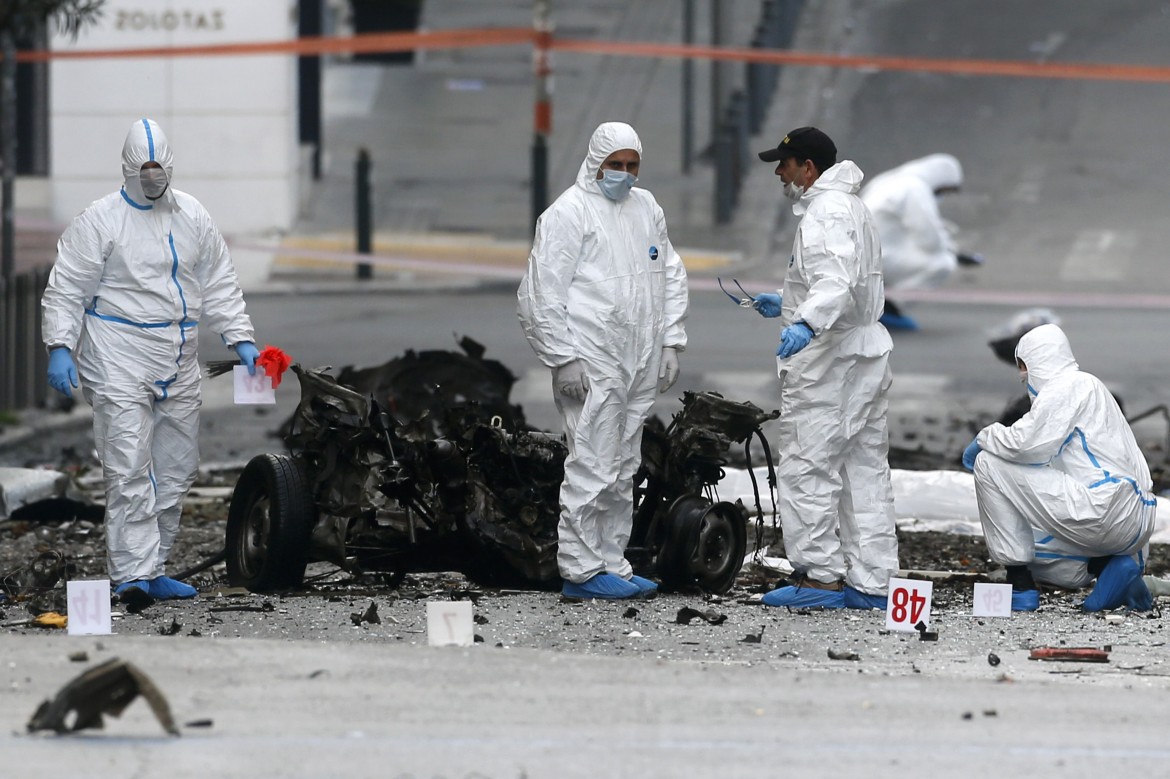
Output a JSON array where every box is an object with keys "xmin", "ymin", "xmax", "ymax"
[{"xmin": 598, "ymin": 169, "xmax": 636, "ymax": 201}]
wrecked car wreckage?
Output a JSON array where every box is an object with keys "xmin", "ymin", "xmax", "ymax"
[{"xmin": 226, "ymin": 340, "xmax": 779, "ymax": 595}]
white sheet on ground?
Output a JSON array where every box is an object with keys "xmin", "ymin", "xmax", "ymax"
[
  {"xmin": 718, "ymin": 467, "xmax": 1170, "ymax": 544},
  {"xmin": 0, "ymin": 467, "xmax": 70, "ymax": 520}
]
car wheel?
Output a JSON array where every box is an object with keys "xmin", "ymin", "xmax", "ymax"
[
  {"xmin": 226, "ymin": 453, "xmax": 316, "ymax": 592},
  {"xmin": 657, "ymin": 495, "xmax": 746, "ymax": 594}
]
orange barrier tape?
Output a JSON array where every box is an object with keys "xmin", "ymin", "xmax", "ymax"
[
  {"xmin": 551, "ymin": 38, "xmax": 1170, "ymax": 84},
  {"xmin": 16, "ymin": 26, "xmax": 1170, "ymax": 84},
  {"xmin": 15, "ymin": 26, "xmax": 533, "ymax": 62}
]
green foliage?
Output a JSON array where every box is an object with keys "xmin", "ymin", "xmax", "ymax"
[{"xmin": 0, "ymin": 0, "xmax": 105, "ymax": 41}]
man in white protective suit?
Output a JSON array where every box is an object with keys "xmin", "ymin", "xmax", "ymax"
[
  {"xmin": 518, "ymin": 121, "xmax": 689, "ymax": 600},
  {"xmin": 962, "ymin": 323, "xmax": 1156, "ymax": 612},
  {"xmin": 859, "ymin": 153, "xmax": 981, "ymax": 331},
  {"xmin": 751, "ymin": 126, "xmax": 899, "ymax": 610},
  {"xmin": 42, "ymin": 118, "xmax": 260, "ymax": 600}
]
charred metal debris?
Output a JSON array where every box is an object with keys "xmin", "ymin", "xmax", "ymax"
[
  {"xmin": 226, "ymin": 337, "xmax": 779, "ymax": 596},
  {"xmin": 27, "ymin": 658, "xmax": 179, "ymax": 736}
]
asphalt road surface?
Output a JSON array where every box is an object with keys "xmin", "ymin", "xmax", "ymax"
[{"xmin": 8, "ymin": 1, "xmax": 1170, "ymax": 775}]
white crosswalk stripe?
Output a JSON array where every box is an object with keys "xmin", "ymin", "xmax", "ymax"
[{"xmin": 1060, "ymin": 229, "xmax": 1134, "ymax": 282}]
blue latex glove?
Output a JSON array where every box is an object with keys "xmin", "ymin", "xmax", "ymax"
[
  {"xmin": 235, "ymin": 341, "xmax": 260, "ymax": 376},
  {"xmin": 753, "ymin": 292, "xmax": 782, "ymax": 318},
  {"xmin": 47, "ymin": 347, "xmax": 78, "ymax": 398},
  {"xmin": 962, "ymin": 438, "xmax": 983, "ymax": 471},
  {"xmin": 776, "ymin": 322, "xmax": 814, "ymax": 358}
]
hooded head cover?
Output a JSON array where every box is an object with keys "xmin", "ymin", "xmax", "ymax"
[
  {"xmin": 576, "ymin": 121, "xmax": 642, "ymax": 190},
  {"xmin": 121, "ymin": 118, "xmax": 175, "ymax": 203},
  {"xmin": 901, "ymin": 153, "xmax": 962, "ymax": 192},
  {"xmin": 1015, "ymin": 323, "xmax": 1079, "ymax": 394}
]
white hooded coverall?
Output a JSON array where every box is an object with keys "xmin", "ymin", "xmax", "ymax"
[
  {"xmin": 41, "ymin": 118, "xmax": 254, "ymax": 585},
  {"xmin": 859, "ymin": 154, "xmax": 963, "ymax": 290},
  {"xmin": 777, "ymin": 160, "xmax": 898, "ymax": 595},
  {"xmin": 517, "ymin": 122, "xmax": 689, "ymax": 583},
  {"xmin": 973, "ymin": 324, "xmax": 1156, "ymax": 588}
]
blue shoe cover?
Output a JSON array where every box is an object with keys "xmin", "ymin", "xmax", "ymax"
[
  {"xmin": 148, "ymin": 576, "xmax": 197, "ymax": 600},
  {"xmin": 627, "ymin": 575, "xmax": 659, "ymax": 595},
  {"xmin": 844, "ymin": 586, "xmax": 887, "ymax": 609},
  {"xmin": 1125, "ymin": 577, "xmax": 1153, "ymax": 611},
  {"xmin": 880, "ymin": 312, "xmax": 919, "ymax": 331},
  {"xmin": 1011, "ymin": 589, "xmax": 1040, "ymax": 611},
  {"xmin": 1083, "ymin": 556, "xmax": 1141, "ymax": 612},
  {"xmin": 761, "ymin": 584, "xmax": 844, "ymax": 609},
  {"xmin": 114, "ymin": 580, "xmax": 151, "ymax": 597},
  {"xmin": 562, "ymin": 573, "xmax": 640, "ymax": 600}
]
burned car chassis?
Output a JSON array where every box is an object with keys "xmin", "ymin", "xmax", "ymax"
[{"xmin": 226, "ymin": 356, "xmax": 778, "ymax": 595}]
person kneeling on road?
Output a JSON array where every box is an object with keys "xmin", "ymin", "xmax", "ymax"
[{"xmin": 962, "ymin": 323, "xmax": 1156, "ymax": 612}]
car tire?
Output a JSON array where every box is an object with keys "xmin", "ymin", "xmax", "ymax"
[
  {"xmin": 226, "ymin": 453, "xmax": 316, "ymax": 592},
  {"xmin": 657, "ymin": 495, "xmax": 746, "ymax": 595}
]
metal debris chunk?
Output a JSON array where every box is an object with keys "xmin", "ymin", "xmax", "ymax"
[
  {"xmin": 1028, "ymin": 647, "xmax": 1110, "ymax": 663},
  {"xmin": 350, "ymin": 600, "xmax": 381, "ymax": 625},
  {"xmin": 674, "ymin": 606, "xmax": 727, "ymax": 626},
  {"xmin": 740, "ymin": 625, "xmax": 765, "ymax": 643},
  {"xmin": 157, "ymin": 617, "xmax": 182, "ymax": 636},
  {"xmin": 827, "ymin": 648, "xmax": 860, "ymax": 661},
  {"xmin": 1, "ymin": 550, "xmax": 68, "ymax": 599},
  {"xmin": 27, "ymin": 658, "xmax": 179, "ymax": 736},
  {"xmin": 118, "ymin": 585, "xmax": 154, "ymax": 614}
]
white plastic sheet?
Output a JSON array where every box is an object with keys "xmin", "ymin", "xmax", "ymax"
[
  {"xmin": 718, "ymin": 467, "xmax": 1170, "ymax": 544},
  {"xmin": 0, "ymin": 467, "xmax": 70, "ymax": 520}
]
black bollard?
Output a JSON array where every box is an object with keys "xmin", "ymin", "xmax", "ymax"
[{"xmin": 355, "ymin": 148, "xmax": 372, "ymax": 280}]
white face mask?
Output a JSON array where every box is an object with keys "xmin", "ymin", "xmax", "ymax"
[
  {"xmin": 1019, "ymin": 364, "xmax": 1038, "ymax": 397},
  {"xmin": 140, "ymin": 167, "xmax": 169, "ymax": 200},
  {"xmin": 782, "ymin": 180, "xmax": 805, "ymax": 202},
  {"xmin": 598, "ymin": 169, "xmax": 636, "ymax": 201}
]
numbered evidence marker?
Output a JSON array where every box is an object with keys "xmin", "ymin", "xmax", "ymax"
[
  {"xmin": 885, "ymin": 577, "xmax": 933, "ymax": 633},
  {"xmin": 233, "ymin": 364, "xmax": 276, "ymax": 405},
  {"xmin": 426, "ymin": 600, "xmax": 474, "ymax": 647},
  {"xmin": 972, "ymin": 582, "xmax": 1013, "ymax": 617},
  {"xmin": 66, "ymin": 580, "xmax": 112, "ymax": 635}
]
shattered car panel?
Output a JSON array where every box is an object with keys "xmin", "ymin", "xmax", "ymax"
[{"xmin": 27, "ymin": 657, "xmax": 179, "ymax": 736}]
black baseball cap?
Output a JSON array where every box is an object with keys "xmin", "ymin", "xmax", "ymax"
[{"xmin": 758, "ymin": 126, "xmax": 837, "ymax": 171}]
